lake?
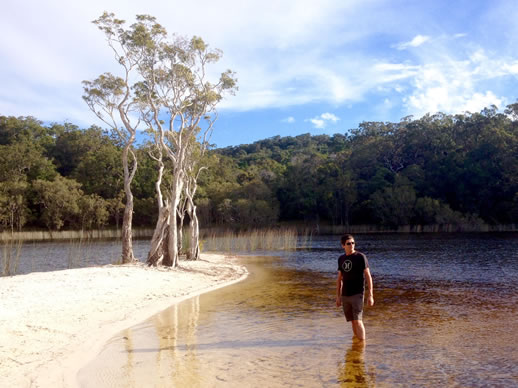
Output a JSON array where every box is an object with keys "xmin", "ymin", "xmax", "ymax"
[
  {"xmin": 1, "ymin": 238, "xmax": 151, "ymax": 275},
  {"xmin": 74, "ymin": 233, "xmax": 518, "ymax": 387}
]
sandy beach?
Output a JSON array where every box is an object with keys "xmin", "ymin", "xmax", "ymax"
[{"xmin": 0, "ymin": 254, "xmax": 247, "ymax": 388}]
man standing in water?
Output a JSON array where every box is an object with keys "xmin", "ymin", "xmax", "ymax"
[{"xmin": 336, "ymin": 234, "xmax": 374, "ymax": 341}]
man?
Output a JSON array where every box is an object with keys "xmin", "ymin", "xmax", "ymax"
[{"xmin": 336, "ymin": 234, "xmax": 374, "ymax": 341}]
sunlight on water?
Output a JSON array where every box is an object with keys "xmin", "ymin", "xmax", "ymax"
[{"xmin": 79, "ymin": 239, "xmax": 518, "ymax": 387}]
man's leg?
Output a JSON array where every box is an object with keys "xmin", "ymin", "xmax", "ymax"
[
  {"xmin": 350, "ymin": 293, "xmax": 365, "ymax": 340},
  {"xmin": 351, "ymin": 320, "xmax": 365, "ymax": 340}
]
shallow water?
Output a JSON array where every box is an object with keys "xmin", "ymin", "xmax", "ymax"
[
  {"xmin": 2, "ymin": 239, "xmax": 151, "ymax": 275},
  {"xmin": 78, "ymin": 233, "xmax": 518, "ymax": 387}
]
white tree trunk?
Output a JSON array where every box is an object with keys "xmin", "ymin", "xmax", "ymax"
[
  {"xmin": 165, "ymin": 178, "xmax": 184, "ymax": 267},
  {"xmin": 147, "ymin": 205, "xmax": 170, "ymax": 266},
  {"xmin": 184, "ymin": 171, "xmax": 203, "ymax": 261},
  {"xmin": 178, "ymin": 218, "xmax": 184, "ymax": 255},
  {"xmin": 121, "ymin": 202, "xmax": 134, "ymax": 263},
  {"xmin": 177, "ymin": 196, "xmax": 187, "ymax": 255},
  {"xmin": 188, "ymin": 202, "xmax": 200, "ymax": 260},
  {"xmin": 121, "ymin": 146, "xmax": 136, "ymax": 264}
]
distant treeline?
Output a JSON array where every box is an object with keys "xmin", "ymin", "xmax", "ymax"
[{"xmin": 1, "ymin": 103, "xmax": 518, "ymax": 232}]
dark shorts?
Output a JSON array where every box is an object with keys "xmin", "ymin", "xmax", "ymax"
[{"xmin": 341, "ymin": 293, "xmax": 364, "ymax": 322}]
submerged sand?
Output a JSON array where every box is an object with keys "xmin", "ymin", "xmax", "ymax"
[{"xmin": 0, "ymin": 254, "xmax": 247, "ymax": 388}]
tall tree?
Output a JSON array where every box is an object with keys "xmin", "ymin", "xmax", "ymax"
[
  {"xmin": 82, "ymin": 13, "xmax": 146, "ymax": 263},
  {"xmin": 139, "ymin": 32, "xmax": 236, "ymax": 267},
  {"xmin": 84, "ymin": 13, "xmax": 236, "ymax": 267}
]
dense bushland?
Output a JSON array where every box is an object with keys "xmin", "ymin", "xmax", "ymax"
[{"xmin": 1, "ymin": 103, "xmax": 517, "ymax": 232}]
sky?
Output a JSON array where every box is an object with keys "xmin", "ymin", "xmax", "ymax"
[{"xmin": 1, "ymin": 0, "xmax": 518, "ymax": 148}]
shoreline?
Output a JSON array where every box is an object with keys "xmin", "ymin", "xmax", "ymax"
[
  {"xmin": 2, "ymin": 225, "xmax": 517, "ymax": 243},
  {"xmin": 0, "ymin": 254, "xmax": 248, "ymax": 387}
]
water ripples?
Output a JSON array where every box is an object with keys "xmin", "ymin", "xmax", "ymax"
[{"xmin": 79, "ymin": 235, "xmax": 518, "ymax": 387}]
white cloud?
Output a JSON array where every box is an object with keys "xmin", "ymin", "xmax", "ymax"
[
  {"xmin": 502, "ymin": 62, "xmax": 518, "ymax": 75},
  {"xmin": 321, "ymin": 112, "xmax": 340, "ymax": 122},
  {"xmin": 1, "ymin": 0, "xmax": 518, "ymax": 131},
  {"xmin": 406, "ymin": 89, "xmax": 504, "ymax": 116},
  {"xmin": 462, "ymin": 91, "xmax": 504, "ymax": 113},
  {"xmin": 402, "ymin": 53, "xmax": 510, "ymax": 116},
  {"xmin": 309, "ymin": 118, "xmax": 326, "ymax": 129},
  {"xmin": 1, "ymin": 0, "xmax": 380, "ymax": 122},
  {"xmin": 394, "ymin": 34, "xmax": 430, "ymax": 50},
  {"xmin": 306, "ymin": 112, "xmax": 340, "ymax": 128},
  {"xmin": 282, "ymin": 116, "xmax": 295, "ymax": 123},
  {"xmin": 370, "ymin": 63, "xmax": 419, "ymax": 83}
]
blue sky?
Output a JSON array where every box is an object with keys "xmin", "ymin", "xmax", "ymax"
[{"xmin": 1, "ymin": 0, "xmax": 518, "ymax": 147}]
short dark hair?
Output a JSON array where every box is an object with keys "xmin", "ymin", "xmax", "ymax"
[{"xmin": 341, "ymin": 234, "xmax": 354, "ymax": 245}]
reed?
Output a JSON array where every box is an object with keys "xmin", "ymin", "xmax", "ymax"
[
  {"xmin": 201, "ymin": 227, "xmax": 309, "ymax": 253},
  {"xmin": 297, "ymin": 227, "xmax": 314, "ymax": 249},
  {"xmin": 291, "ymin": 222, "xmax": 518, "ymax": 234},
  {"xmin": 66, "ymin": 235, "xmax": 90, "ymax": 269},
  {"xmin": 0, "ymin": 228, "xmax": 154, "ymax": 243},
  {"xmin": 66, "ymin": 234, "xmax": 121, "ymax": 268},
  {"xmin": 1, "ymin": 236, "xmax": 24, "ymax": 276}
]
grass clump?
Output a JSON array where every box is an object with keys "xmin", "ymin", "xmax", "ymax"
[
  {"xmin": 201, "ymin": 227, "xmax": 311, "ymax": 253},
  {"xmin": 1, "ymin": 237, "xmax": 23, "ymax": 276}
]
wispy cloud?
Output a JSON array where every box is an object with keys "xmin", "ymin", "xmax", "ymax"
[
  {"xmin": 394, "ymin": 34, "xmax": 430, "ymax": 50},
  {"xmin": 306, "ymin": 112, "xmax": 340, "ymax": 129},
  {"xmin": 1, "ymin": 0, "xmax": 518, "ymax": 134},
  {"xmin": 402, "ymin": 51, "xmax": 513, "ymax": 116},
  {"xmin": 282, "ymin": 116, "xmax": 295, "ymax": 123},
  {"xmin": 321, "ymin": 113, "xmax": 340, "ymax": 122}
]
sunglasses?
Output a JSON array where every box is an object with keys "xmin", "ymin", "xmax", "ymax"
[{"xmin": 345, "ymin": 242, "xmax": 355, "ymax": 246}]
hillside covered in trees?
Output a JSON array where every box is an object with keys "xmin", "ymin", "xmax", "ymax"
[{"xmin": 1, "ymin": 103, "xmax": 518, "ymax": 233}]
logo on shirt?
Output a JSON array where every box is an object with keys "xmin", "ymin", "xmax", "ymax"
[{"xmin": 342, "ymin": 260, "xmax": 352, "ymax": 272}]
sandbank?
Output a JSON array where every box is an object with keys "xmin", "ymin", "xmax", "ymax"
[{"xmin": 0, "ymin": 253, "xmax": 247, "ymax": 387}]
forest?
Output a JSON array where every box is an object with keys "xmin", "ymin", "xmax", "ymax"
[{"xmin": 1, "ymin": 103, "xmax": 518, "ymax": 233}]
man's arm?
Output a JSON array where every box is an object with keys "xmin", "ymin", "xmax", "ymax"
[
  {"xmin": 364, "ymin": 268, "xmax": 374, "ymax": 306},
  {"xmin": 336, "ymin": 271, "xmax": 343, "ymax": 307}
]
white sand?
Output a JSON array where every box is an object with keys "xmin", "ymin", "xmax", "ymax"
[{"xmin": 0, "ymin": 254, "xmax": 247, "ymax": 388}]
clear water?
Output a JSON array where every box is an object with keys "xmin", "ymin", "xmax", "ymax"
[
  {"xmin": 1, "ymin": 239, "xmax": 151, "ymax": 275},
  {"xmin": 77, "ymin": 233, "xmax": 518, "ymax": 387}
]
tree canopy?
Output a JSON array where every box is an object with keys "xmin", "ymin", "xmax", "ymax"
[{"xmin": 1, "ymin": 103, "xmax": 518, "ymax": 233}]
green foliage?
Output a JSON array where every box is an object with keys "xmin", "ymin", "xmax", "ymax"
[
  {"xmin": 0, "ymin": 179, "xmax": 29, "ymax": 232},
  {"xmin": 369, "ymin": 177, "xmax": 417, "ymax": 227},
  {"xmin": 414, "ymin": 197, "xmax": 466, "ymax": 225},
  {"xmin": 0, "ymin": 115, "xmax": 56, "ymax": 150},
  {"xmin": 0, "ymin": 139, "xmax": 56, "ymax": 182},
  {"xmin": 77, "ymin": 194, "xmax": 109, "ymax": 230},
  {"xmin": 208, "ymin": 104, "xmax": 518, "ymax": 227},
  {"xmin": 32, "ymin": 176, "xmax": 83, "ymax": 231},
  {"xmin": 106, "ymin": 191, "xmax": 126, "ymax": 229},
  {"xmin": 133, "ymin": 196, "xmax": 157, "ymax": 226},
  {"xmin": 1, "ymin": 99, "xmax": 518, "ymax": 231}
]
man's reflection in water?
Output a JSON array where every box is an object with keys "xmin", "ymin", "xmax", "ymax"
[{"xmin": 338, "ymin": 340, "xmax": 375, "ymax": 387}]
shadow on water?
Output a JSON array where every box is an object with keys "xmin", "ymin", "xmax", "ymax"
[{"xmin": 78, "ymin": 234, "xmax": 518, "ymax": 387}]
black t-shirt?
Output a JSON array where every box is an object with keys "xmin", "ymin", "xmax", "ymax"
[{"xmin": 337, "ymin": 251, "xmax": 369, "ymax": 296}]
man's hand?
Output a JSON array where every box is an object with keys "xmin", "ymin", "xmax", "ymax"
[
  {"xmin": 336, "ymin": 296, "xmax": 342, "ymax": 307},
  {"xmin": 367, "ymin": 295, "xmax": 374, "ymax": 307}
]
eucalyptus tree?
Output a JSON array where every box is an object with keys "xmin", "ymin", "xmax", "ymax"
[
  {"xmin": 84, "ymin": 13, "xmax": 236, "ymax": 267},
  {"xmin": 139, "ymin": 32, "xmax": 236, "ymax": 267},
  {"xmin": 181, "ymin": 139, "xmax": 209, "ymax": 260},
  {"xmin": 82, "ymin": 13, "xmax": 148, "ymax": 263}
]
